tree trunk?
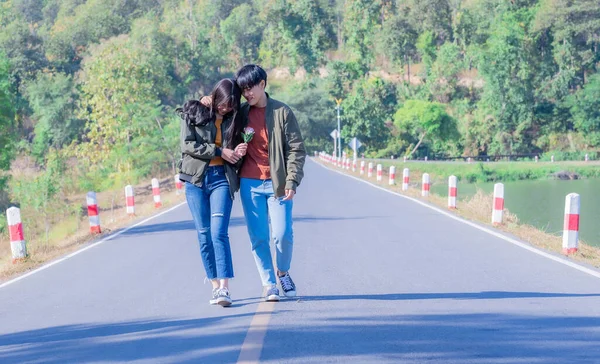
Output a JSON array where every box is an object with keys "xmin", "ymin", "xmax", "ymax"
[{"xmin": 409, "ymin": 132, "xmax": 427, "ymax": 157}]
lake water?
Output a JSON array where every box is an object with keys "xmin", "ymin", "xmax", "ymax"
[{"xmin": 431, "ymin": 178, "xmax": 600, "ymax": 247}]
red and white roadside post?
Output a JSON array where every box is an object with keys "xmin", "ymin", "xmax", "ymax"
[
  {"xmin": 152, "ymin": 178, "xmax": 162, "ymax": 208},
  {"xmin": 125, "ymin": 185, "xmax": 135, "ymax": 216},
  {"xmin": 448, "ymin": 175, "xmax": 457, "ymax": 209},
  {"xmin": 368, "ymin": 162, "xmax": 374, "ymax": 178},
  {"xmin": 585, "ymin": 154, "xmax": 589, "ymax": 162},
  {"xmin": 86, "ymin": 192, "xmax": 101, "ymax": 234},
  {"xmin": 422, "ymin": 173, "xmax": 430, "ymax": 197},
  {"xmin": 492, "ymin": 183, "xmax": 504, "ymax": 226},
  {"xmin": 376, "ymin": 164, "xmax": 383, "ymax": 182},
  {"xmin": 402, "ymin": 168, "xmax": 409, "ymax": 191},
  {"xmin": 562, "ymin": 193, "xmax": 580, "ymax": 255},
  {"xmin": 360, "ymin": 161, "xmax": 365, "ymax": 175},
  {"xmin": 7, "ymin": 207, "xmax": 27, "ymax": 263},
  {"xmin": 389, "ymin": 166, "xmax": 396, "ymax": 185},
  {"xmin": 352, "ymin": 159, "xmax": 357, "ymax": 172},
  {"xmin": 175, "ymin": 174, "xmax": 183, "ymax": 195}
]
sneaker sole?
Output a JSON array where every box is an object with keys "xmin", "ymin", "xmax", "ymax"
[
  {"xmin": 283, "ymin": 290, "xmax": 296, "ymax": 297},
  {"xmin": 265, "ymin": 294, "xmax": 280, "ymax": 302},
  {"xmin": 209, "ymin": 300, "xmax": 218, "ymax": 305},
  {"xmin": 217, "ymin": 298, "xmax": 232, "ymax": 307}
]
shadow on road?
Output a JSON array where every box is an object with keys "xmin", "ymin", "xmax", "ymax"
[
  {"xmin": 299, "ymin": 291, "xmax": 600, "ymax": 301},
  {"xmin": 0, "ymin": 314, "xmax": 255, "ymax": 363},
  {"xmin": 259, "ymin": 312, "xmax": 600, "ymax": 363},
  {"xmin": 120, "ymin": 215, "xmax": 378, "ymax": 237}
]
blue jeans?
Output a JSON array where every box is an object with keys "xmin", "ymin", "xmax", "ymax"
[
  {"xmin": 240, "ymin": 178, "xmax": 294, "ymax": 286},
  {"xmin": 185, "ymin": 166, "xmax": 234, "ymax": 279}
]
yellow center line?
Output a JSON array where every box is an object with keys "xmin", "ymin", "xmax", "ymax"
[{"xmin": 237, "ymin": 301, "xmax": 276, "ymax": 363}]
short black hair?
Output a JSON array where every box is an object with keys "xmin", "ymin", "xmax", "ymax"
[{"xmin": 235, "ymin": 64, "xmax": 267, "ymax": 90}]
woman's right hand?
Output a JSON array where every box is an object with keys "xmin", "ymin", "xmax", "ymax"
[
  {"xmin": 235, "ymin": 143, "xmax": 248, "ymax": 156},
  {"xmin": 200, "ymin": 96, "xmax": 212, "ymax": 107},
  {"xmin": 221, "ymin": 148, "xmax": 241, "ymax": 164}
]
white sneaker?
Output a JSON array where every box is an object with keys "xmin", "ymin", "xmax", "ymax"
[
  {"xmin": 216, "ymin": 288, "xmax": 232, "ymax": 307},
  {"xmin": 264, "ymin": 285, "xmax": 280, "ymax": 302},
  {"xmin": 209, "ymin": 288, "xmax": 219, "ymax": 305}
]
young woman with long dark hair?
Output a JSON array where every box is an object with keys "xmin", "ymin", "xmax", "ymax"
[{"xmin": 176, "ymin": 78, "xmax": 247, "ymax": 307}]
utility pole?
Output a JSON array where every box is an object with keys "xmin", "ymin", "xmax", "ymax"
[{"xmin": 335, "ymin": 98, "xmax": 342, "ymax": 160}]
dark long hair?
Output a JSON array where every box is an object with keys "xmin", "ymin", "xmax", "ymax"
[
  {"xmin": 176, "ymin": 78, "xmax": 242, "ymax": 147},
  {"xmin": 211, "ymin": 78, "xmax": 242, "ymax": 147}
]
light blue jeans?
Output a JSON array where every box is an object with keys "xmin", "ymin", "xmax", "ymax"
[
  {"xmin": 240, "ymin": 178, "xmax": 293, "ymax": 286},
  {"xmin": 185, "ymin": 166, "xmax": 234, "ymax": 279}
]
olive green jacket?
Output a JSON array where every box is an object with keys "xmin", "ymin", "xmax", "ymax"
[
  {"xmin": 239, "ymin": 94, "xmax": 306, "ymax": 198},
  {"xmin": 178, "ymin": 106, "xmax": 242, "ymax": 199}
]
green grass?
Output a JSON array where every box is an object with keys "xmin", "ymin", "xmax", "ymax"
[{"xmin": 368, "ymin": 160, "xmax": 600, "ymax": 184}]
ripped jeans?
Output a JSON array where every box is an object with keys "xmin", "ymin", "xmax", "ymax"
[{"xmin": 185, "ymin": 166, "xmax": 234, "ymax": 279}]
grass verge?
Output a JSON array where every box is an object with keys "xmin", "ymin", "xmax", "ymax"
[{"xmin": 368, "ymin": 159, "xmax": 600, "ymax": 184}]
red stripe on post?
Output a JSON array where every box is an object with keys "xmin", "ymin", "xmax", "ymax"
[
  {"xmin": 449, "ymin": 187, "xmax": 457, "ymax": 197},
  {"xmin": 126, "ymin": 196, "xmax": 135, "ymax": 206},
  {"xmin": 152, "ymin": 187, "xmax": 160, "ymax": 195},
  {"xmin": 88, "ymin": 205, "xmax": 98, "ymax": 216},
  {"xmin": 494, "ymin": 197, "xmax": 504, "ymax": 211},
  {"xmin": 403, "ymin": 177, "xmax": 409, "ymax": 183},
  {"xmin": 424, "ymin": 184, "xmax": 430, "ymax": 191},
  {"xmin": 9, "ymin": 223, "xmax": 24, "ymax": 241},
  {"xmin": 564, "ymin": 214, "xmax": 579, "ymax": 231}
]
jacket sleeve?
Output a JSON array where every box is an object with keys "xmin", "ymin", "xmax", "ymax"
[
  {"xmin": 283, "ymin": 107, "xmax": 306, "ymax": 191},
  {"xmin": 180, "ymin": 119, "xmax": 218, "ymax": 160}
]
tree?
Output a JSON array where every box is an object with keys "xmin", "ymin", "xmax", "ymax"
[
  {"xmin": 473, "ymin": 8, "xmax": 537, "ymax": 154},
  {"xmin": 0, "ymin": 52, "xmax": 15, "ymax": 194},
  {"xmin": 25, "ymin": 72, "xmax": 83, "ymax": 159},
  {"xmin": 76, "ymin": 34, "xmax": 175, "ymax": 185},
  {"xmin": 567, "ymin": 73, "xmax": 600, "ymax": 146},
  {"xmin": 341, "ymin": 77, "xmax": 397, "ymax": 152},
  {"xmin": 342, "ymin": 0, "xmax": 382, "ymax": 68},
  {"xmin": 393, "ymin": 100, "xmax": 458, "ymax": 157},
  {"xmin": 220, "ymin": 4, "xmax": 262, "ymax": 67},
  {"xmin": 426, "ymin": 42, "xmax": 465, "ymax": 103},
  {"xmin": 258, "ymin": 0, "xmax": 336, "ymax": 73},
  {"xmin": 379, "ymin": 11, "xmax": 418, "ymax": 81}
]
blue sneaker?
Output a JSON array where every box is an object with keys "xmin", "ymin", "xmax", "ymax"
[
  {"xmin": 278, "ymin": 272, "xmax": 297, "ymax": 297},
  {"xmin": 264, "ymin": 285, "xmax": 280, "ymax": 302}
]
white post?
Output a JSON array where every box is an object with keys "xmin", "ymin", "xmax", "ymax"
[
  {"xmin": 376, "ymin": 164, "xmax": 383, "ymax": 182},
  {"xmin": 402, "ymin": 168, "xmax": 409, "ymax": 191},
  {"xmin": 7, "ymin": 207, "xmax": 27, "ymax": 263},
  {"xmin": 422, "ymin": 173, "xmax": 430, "ymax": 197},
  {"xmin": 360, "ymin": 161, "xmax": 365, "ymax": 175},
  {"xmin": 448, "ymin": 176, "xmax": 457, "ymax": 209},
  {"xmin": 492, "ymin": 183, "xmax": 504, "ymax": 225},
  {"xmin": 562, "ymin": 193, "xmax": 580, "ymax": 255},
  {"xmin": 367, "ymin": 162, "xmax": 374, "ymax": 178},
  {"xmin": 125, "ymin": 185, "xmax": 135, "ymax": 216},
  {"xmin": 175, "ymin": 174, "xmax": 183, "ymax": 195},
  {"xmin": 86, "ymin": 192, "xmax": 101, "ymax": 234},
  {"xmin": 389, "ymin": 166, "xmax": 396, "ymax": 185},
  {"xmin": 152, "ymin": 178, "xmax": 162, "ymax": 208}
]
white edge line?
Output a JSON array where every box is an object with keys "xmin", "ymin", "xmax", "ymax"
[
  {"xmin": 311, "ymin": 158, "xmax": 600, "ymax": 280},
  {"xmin": 0, "ymin": 201, "xmax": 188, "ymax": 290}
]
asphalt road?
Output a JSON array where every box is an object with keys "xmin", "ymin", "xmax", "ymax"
[{"xmin": 1, "ymin": 158, "xmax": 600, "ymax": 363}]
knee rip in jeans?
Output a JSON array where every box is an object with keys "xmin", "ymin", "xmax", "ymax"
[
  {"xmin": 211, "ymin": 213, "xmax": 224, "ymax": 218},
  {"xmin": 199, "ymin": 227, "xmax": 210, "ymax": 233}
]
